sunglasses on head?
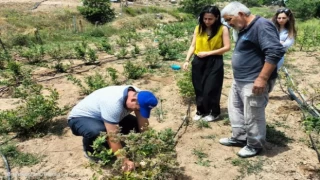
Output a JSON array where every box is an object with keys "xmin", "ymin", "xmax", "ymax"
[{"xmin": 277, "ymin": 8, "xmax": 291, "ymax": 14}]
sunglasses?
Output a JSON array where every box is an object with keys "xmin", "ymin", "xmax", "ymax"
[{"xmin": 277, "ymin": 8, "xmax": 291, "ymax": 14}]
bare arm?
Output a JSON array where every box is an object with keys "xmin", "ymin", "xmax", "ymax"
[
  {"xmin": 104, "ymin": 122, "xmax": 135, "ymax": 171},
  {"xmin": 207, "ymin": 26, "xmax": 231, "ymax": 55},
  {"xmin": 104, "ymin": 122, "xmax": 123, "ymax": 153},
  {"xmin": 183, "ymin": 28, "xmax": 197, "ymax": 70}
]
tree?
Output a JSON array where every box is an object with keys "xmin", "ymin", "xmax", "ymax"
[
  {"xmin": 179, "ymin": 0, "xmax": 217, "ymax": 17},
  {"xmin": 78, "ymin": 0, "xmax": 115, "ymax": 24},
  {"xmin": 285, "ymin": 0, "xmax": 320, "ymax": 19}
]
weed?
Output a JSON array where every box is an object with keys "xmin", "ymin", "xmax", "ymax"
[
  {"xmin": 100, "ymin": 40, "xmax": 113, "ymax": 54},
  {"xmin": 266, "ymin": 124, "xmax": 293, "ymax": 146},
  {"xmin": 192, "ymin": 148, "xmax": 211, "ymax": 167},
  {"xmin": 74, "ymin": 41, "xmax": 87, "ymax": 60},
  {"xmin": 231, "ymin": 157, "xmax": 264, "ymax": 179},
  {"xmin": 196, "ymin": 120, "xmax": 211, "ymax": 129},
  {"xmin": 0, "ymin": 143, "xmax": 42, "ymax": 167}
]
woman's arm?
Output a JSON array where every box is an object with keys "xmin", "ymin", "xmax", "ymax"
[
  {"xmin": 208, "ymin": 26, "xmax": 231, "ymax": 55},
  {"xmin": 183, "ymin": 28, "xmax": 197, "ymax": 70},
  {"xmin": 197, "ymin": 26, "xmax": 231, "ymax": 58},
  {"xmin": 281, "ymin": 37, "xmax": 295, "ymax": 51}
]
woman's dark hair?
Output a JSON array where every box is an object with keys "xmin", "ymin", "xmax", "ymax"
[
  {"xmin": 198, "ymin": 5, "xmax": 222, "ymax": 40},
  {"xmin": 271, "ymin": 8, "xmax": 297, "ymax": 38}
]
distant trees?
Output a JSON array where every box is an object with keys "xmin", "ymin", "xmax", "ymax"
[{"xmin": 78, "ymin": 0, "xmax": 116, "ymax": 24}]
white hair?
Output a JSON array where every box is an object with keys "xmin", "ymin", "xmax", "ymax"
[{"xmin": 221, "ymin": 1, "xmax": 251, "ymax": 17}]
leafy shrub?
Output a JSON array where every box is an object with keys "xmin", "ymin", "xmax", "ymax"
[
  {"xmin": 92, "ymin": 128, "xmax": 183, "ymax": 179},
  {"xmin": 123, "ymin": 61, "xmax": 146, "ymax": 80},
  {"xmin": 115, "ymin": 48, "xmax": 128, "ymax": 59},
  {"xmin": 179, "ymin": 0, "xmax": 216, "ymax": 16},
  {"xmin": 0, "ymin": 50, "xmax": 11, "ymax": 69},
  {"xmin": 20, "ymin": 45, "xmax": 45, "ymax": 64},
  {"xmin": 144, "ymin": 46, "xmax": 161, "ymax": 68},
  {"xmin": 177, "ymin": 69, "xmax": 195, "ymax": 99},
  {"xmin": 77, "ymin": 0, "xmax": 115, "ymax": 24},
  {"xmin": 100, "ymin": 40, "xmax": 113, "ymax": 54},
  {"xmin": 286, "ymin": 0, "xmax": 320, "ymax": 19},
  {"xmin": 0, "ymin": 84, "xmax": 67, "ymax": 135},
  {"xmin": 106, "ymin": 67, "xmax": 119, "ymax": 85},
  {"xmin": 158, "ymin": 39, "xmax": 186, "ymax": 60},
  {"xmin": 74, "ymin": 41, "xmax": 87, "ymax": 60},
  {"xmin": 67, "ymin": 72, "xmax": 109, "ymax": 95},
  {"xmin": 10, "ymin": 34, "xmax": 35, "ymax": 47}
]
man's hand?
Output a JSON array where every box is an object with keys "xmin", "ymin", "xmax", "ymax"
[
  {"xmin": 252, "ymin": 76, "xmax": 267, "ymax": 95},
  {"xmin": 122, "ymin": 158, "xmax": 135, "ymax": 172},
  {"xmin": 197, "ymin": 52, "xmax": 210, "ymax": 58}
]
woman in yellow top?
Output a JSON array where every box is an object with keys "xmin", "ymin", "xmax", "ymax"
[{"xmin": 183, "ymin": 5, "xmax": 230, "ymax": 122}]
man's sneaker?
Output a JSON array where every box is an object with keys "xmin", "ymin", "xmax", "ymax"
[
  {"xmin": 203, "ymin": 114, "xmax": 220, "ymax": 122},
  {"xmin": 193, "ymin": 112, "xmax": 203, "ymax": 121},
  {"xmin": 84, "ymin": 150, "xmax": 100, "ymax": 163},
  {"xmin": 237, "ymin": 145, "xmax": 262, "ymax": 158},
  {"xmin": 219, "ymin": 137, "xmax": 246, "ymax": 147}
]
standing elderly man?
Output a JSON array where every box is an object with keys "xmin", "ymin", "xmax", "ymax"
[
  {"xmin": 219, "ymin": 2, "xmax": 285, "ymax": 158},
  {"xmin": 68, "ymin": 85, "xmax": 158, "ymax": 171}
]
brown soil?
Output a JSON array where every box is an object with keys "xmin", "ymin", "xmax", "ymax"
[{"xmin": 0, "ymin": 1, "xmax": 320, "ymax": 180}]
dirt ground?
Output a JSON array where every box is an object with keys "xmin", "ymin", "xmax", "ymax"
[{"xmin": 1, "ymin": 1, "xmax": 320, "ymax": 180}]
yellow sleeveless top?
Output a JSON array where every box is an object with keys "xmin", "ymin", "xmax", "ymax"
[{"xmin": 194, "ymin": 25, "xmax": 223, "ymax": 55}]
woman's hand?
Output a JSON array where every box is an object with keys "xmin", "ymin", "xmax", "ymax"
[
  {"xmin": 183, "ymin": 61, "xmax": 189, "ymax": 70},
  {"xmin": 197, "ymin": 52, "xmax": 210, "ymax": 58}
]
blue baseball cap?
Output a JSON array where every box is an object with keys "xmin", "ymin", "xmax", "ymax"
[{"xmin": 137, "ymin": 91, "xmax": 158, "ymax": 118}]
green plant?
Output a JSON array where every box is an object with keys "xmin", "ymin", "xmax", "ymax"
[
  {"xmin": 100, "ymin": 40, "xmax": 113, "ymax": 54},
  {"xmin": 0, "ymin": 83, "xmax": 67, "ymax": 135},
  {"xmin": 231, "ymin": 157, "xmax": 264, "ymax": 179},
  {"xmin": 20, "ymin": 45, "xmax": 45, "ymax": 64},
  {"xmin": 0, "ymin": 50, "xmax": 11, "ymax": 69},
  {"xmin": 74, "ymin": 41, "xmax": 87, "ymax": 60},
  {"xmin": 177, "ymin": 69, "xmax": 195, "ymax": 99},
  {"xmin": 144, "ymin": 46, "xmax": 161, "ymax": 68},
  {"xmin": 179, "ymin": 0, "xmax": 216, "ymax": 16},
  {"xmin": 115, "ymin": 48, "xmax": 128, "ymax": 59},
  {"xmin": 106, "ymin": 67, "xmax": 119, "ymax": 85},
  {"xmin": 286, "ymin": 0, "xmax": 320, "ymax": 19},
  {"xmin": 196, "ymin": 120, "xmax": 211, "ymax": 129},
  {"xmin": 67, "ymin": 72, "xmax": 109, "ymax": 95},
  {"xmin": 303, "ymin": 116, "xmax": 320, "ymax": 133},
  {"xmin": 123, "ymin": 61, "xmax": 146, "ymax": 80},
  {"xmin": 92, "ymin": 128, "xmax": 182, "ymax": 179},
  {"xmin": 0, "ymin": 143, "xmax": 42, "ymax": 167},
  {"xmin": 87, "ymin": 48, "xmax": 98, "ymax": 63},
  {"xmin": 192, "ymin": 148, "xmax": 211, "ymax": 167},
  {"xmin": 77, "ymin": 0, "xmax": 115, "ymax": 24}
]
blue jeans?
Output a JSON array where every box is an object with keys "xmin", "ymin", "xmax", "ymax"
[
  {"xmin": 68, "ymin": 114, "xmax": 139, "ymax": 153},
  {"xmin": 228, "ymin": 79, "xmax": 275, "ymax": 149}
]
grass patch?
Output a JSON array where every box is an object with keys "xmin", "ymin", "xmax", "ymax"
[
  {"xmin": 196, "ymin": 120, "xmax": 211, "ymax": 129},
  {"xmin": 266, "ymin": 124, "xmax": 293, "ymax": 146},
  {"xmin": 192, "ymin": 148, "xmax": 211, "ymax": 167},
  {"xmin": 231, "ymin": 157, "xmax": 264, "ymax": 179},
  {"xmin": 0, "ymin": 143, "xmax": 42, "ymax": 167}
]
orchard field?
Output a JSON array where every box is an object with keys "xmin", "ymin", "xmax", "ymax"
[{"xmin": 0, "ymin": 0, "xmax": 320, "ymax": 179}]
